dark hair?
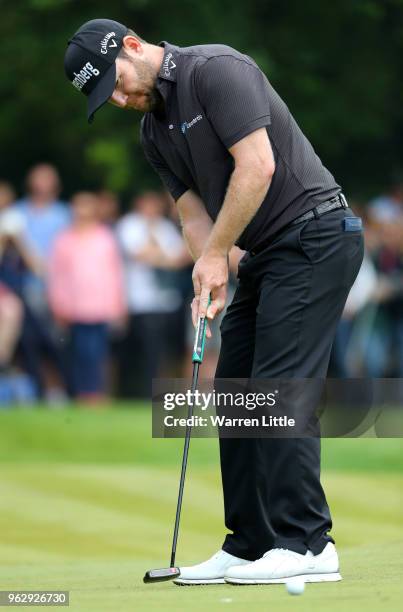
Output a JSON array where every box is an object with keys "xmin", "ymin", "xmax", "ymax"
[{"xmin": 118, "ymin": 28, "xmax": 146, "ymax": 59}]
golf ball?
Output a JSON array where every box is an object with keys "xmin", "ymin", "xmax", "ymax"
[{"xmin": 285, "ymin": 577, "xmax": 305, "ymax": 595}]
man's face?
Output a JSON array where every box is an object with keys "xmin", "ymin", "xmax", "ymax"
[
  {"xmin": 27, "ymin": 165, "xmax": 60, "ymax": 201},
  {"xmin": 72, "ymin": 193, "xmax": 99, "ymax": 223},
  {"xmin": 109, "ymin": 53, "xmax": 162, "ymax": 113}
]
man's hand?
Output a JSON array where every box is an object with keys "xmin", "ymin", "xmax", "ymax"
[{"xmin": 191, "ymin": 249, "xmax": 228, "ymax": 336}]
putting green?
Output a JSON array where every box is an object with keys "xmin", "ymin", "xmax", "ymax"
[{"xmin": 0, "ymin": 406, "xmax": 402, "ymax": 611}]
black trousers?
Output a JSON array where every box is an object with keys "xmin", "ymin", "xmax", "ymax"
[{"xmin": 215, "ymin": 207, "xmax": 364, "ymax": 560}]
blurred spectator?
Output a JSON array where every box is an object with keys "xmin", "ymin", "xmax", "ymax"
[
  {"xmin": 0, "ymin": 277, "xmax": 36, "ymax": 406},
  {"xmin": 331, "ymin": 201, "xmax": 403, "ymax": 378},
  {"xmin": 48, "ymin": 192, "xmax": 126, "ymax": 402},
  {"xmin": 0, "ymin": 180, "xmax": 42, "ymax": 403},
  {"xmin": 97, "ymin": 190, "xmax": 120, "ymax": 227},
  {"xmin": 330, "ymin": 252, "xmax": 378, "ymax": 377},
  {"xmin": 0, "ymin": 181, "xmax": 24, "ymax": 241},
  {"xmin": 363, "ymin": 219, "xmax": 403, "ymax": 377},
  {"xmin": 16, "ymin": 164, "xmax": 70, "ymax": 262},
  {"xmin": 0, "ymin": 180, "xmax": 42, "ymax": 293},
  {"xmin": 368, "ymin": 178, "xmax": 403, "ymax": 223},
  {"xmin": 12, "ymin": 166, "xmax": 71, "ymax": 403},
  {"xmin": 116, "ymin": 191, "xmax": 189, "ymax": 397},
  {"xmin": 15, "ymin": 163, "xmax": 70, "ymax": 318},
  {"xmin": 3, "ymin": 168, "xmax": 403, "ymax": 401},
  {"xmin": 0, "ymin": 182, "xmax": 23, "ymax": 368},
  {"xmin": 96, "ymin": 190, "xmax": 123, "ymax": 391},
  {"xmin": 0, "ymin": 282, "xmax": 23, "ymax": 372}
]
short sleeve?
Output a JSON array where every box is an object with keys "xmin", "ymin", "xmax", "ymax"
[
  {"xmin": 140, "ymin": 125, "xmax": 188, "ymax": 202},
  {"xmin": 195, "ymin": 56, "xmax": 271, "ymax": 149}
]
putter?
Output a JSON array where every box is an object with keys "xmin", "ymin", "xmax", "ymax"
[{"xmin": 144, "ymin": 306, "xmax": 209, "ymax": 584}]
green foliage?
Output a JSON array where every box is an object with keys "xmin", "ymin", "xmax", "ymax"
[
  {"xmin": 1, "ymin": 0, "xmax": 403, "ymax": 203},
  {"xmin": 29, "ymin": 0, "xmax": 71, "ymax": 10},
  {"xmin": 85, "ymin": 139, "xmax": 133, "ymax": 192}
]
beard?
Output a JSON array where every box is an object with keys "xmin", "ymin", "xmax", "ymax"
[
  {"xmin": 144, "ymin": 87, "xmax": 164, "ymax": 113},
  {"xmin": 126, "ymin": 56, "xmax": 164, "ymax": 113}
]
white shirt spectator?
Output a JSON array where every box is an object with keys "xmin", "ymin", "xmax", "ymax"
[
  {"xmin": 344, "ymin": 253, "xmax": 377, "ymax": 316},
  {"xmin": 0, "ymin": 208, "xmax": 26, "ymax": 238},
  {"xmin": 117, "ymin": 212, "xmax": 184, "ymax": 313}
]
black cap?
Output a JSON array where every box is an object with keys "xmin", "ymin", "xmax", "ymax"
[{"xmin": 64, "ymin": 19, "xmax": 129, "ymax": 123}]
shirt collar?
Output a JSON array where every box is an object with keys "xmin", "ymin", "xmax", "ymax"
[{"xmin": 157, "ymin": 41, "xmax": 179, "ymax": 82}]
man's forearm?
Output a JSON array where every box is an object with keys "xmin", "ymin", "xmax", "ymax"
[
  {"xmin": 186, "ymin": 128, "xmax": 275, "ymax": 322},
  {"xmin": 176, "ymin": 190, "xmax": 214, "ymax": 261},
  {"xmin": 205, "ymin": 165, "xmax": 272, "ymax": 256},
  {"xmin": 182, "ymin": 216, "xmax": 213, "ymax": 261}
]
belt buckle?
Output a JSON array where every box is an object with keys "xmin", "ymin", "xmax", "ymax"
[{"xmin": 340, "ymin": 193, "xmax": 348, "ymax": 209}]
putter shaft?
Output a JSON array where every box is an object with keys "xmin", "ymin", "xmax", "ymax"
[{"xmin": 170, "ymin": 361, "xmax": 200, "ymax": 567}]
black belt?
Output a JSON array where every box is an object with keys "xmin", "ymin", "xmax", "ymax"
[
  {"xmin": 250, "ymin": 193, "xmax": 348, "ymax": 255},
  {"xmin": 289, "ymin": 193, "xmax": 348, "ymax": 226}
]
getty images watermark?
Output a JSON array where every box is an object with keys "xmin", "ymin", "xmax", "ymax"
[
  {"xmin": 152, "ymin": 378, "xmax": 403, "ymax": 438},
  {"xmin": 162, "ymin": 388, "xmax": 295, "ymax": 429}
]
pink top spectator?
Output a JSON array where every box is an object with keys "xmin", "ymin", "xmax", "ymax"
[{"xmin": 48, "ymin": 225, "xmax": 126, "ymax": 323}]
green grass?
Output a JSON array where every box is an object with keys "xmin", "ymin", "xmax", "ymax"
[
  {"xmin": 0, "ymin": 404, "xmax": 402, "ymax": 611},
  {"xmin": 1, "ymin": 405, "xmax": 403, "ymax": 471}
]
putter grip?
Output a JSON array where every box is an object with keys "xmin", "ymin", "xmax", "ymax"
[{"xmin": 192, "ymin": 298, "xmax": 211, "ymax": 363}]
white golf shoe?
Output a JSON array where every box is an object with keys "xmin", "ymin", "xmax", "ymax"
[
  {"xmin": 174, "ymin": 550, "xmax": 251, "ymax": 585},
  {"xmin": 225, "ymin": 542, "xmax": 342, "ymax": 584}
]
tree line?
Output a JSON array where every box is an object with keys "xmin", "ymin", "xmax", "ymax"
[{"xmin": 1, "ymin": 0, "xmax": 402, "ymax": 204}]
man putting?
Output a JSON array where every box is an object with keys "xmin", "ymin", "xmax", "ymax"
[{"xmin": 64, "ymin": 19, "xmax": 364, "ymax": 585}]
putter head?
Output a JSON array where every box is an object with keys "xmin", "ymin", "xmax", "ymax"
[{"xmin": 143, "ymin": 567, "xmax": 181, "ymax": 583}]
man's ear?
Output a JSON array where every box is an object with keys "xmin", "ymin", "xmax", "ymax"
[{"xmin": 122, "ymin": 35, "xmax": 143, "ymax": 55}]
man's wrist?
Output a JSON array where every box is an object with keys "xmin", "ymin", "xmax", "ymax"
[{"xmin": 203, "ymin": 241, "xmax": 230, "ymax": 258}]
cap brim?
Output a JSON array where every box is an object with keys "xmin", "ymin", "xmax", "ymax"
[{"xmin": 87, "ymin": 62, "xmax": 116, "ymax": 123}]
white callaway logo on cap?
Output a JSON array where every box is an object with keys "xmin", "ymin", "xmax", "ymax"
[
  {"xmin": 72, "ymin": 62, "xmax": 100, "ymax": 91},
  {"xmin": 100, "ymin": 31, "xmax": 117, "ymax": 54}
]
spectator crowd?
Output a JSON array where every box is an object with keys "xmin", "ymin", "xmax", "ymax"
[
  {"xmin": 0, "ymin": 163, "xmax": 403, "ymax": 407},
  {"xmin": 0, "ymin": 164, "xmax": 193, "ymax": 406},
  {"xmin": 329, "ymin": 179, "xmax": 403, "ymax": 379}
]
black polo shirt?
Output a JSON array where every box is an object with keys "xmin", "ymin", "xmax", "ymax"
[{"xmin": 140, "ymin": 42, "xmax": 341, "ymax": 251}]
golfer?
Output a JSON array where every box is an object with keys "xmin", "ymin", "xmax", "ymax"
[{"xmin": 64, "ymin": 19, "xmax": 364, "ymax": 585}]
